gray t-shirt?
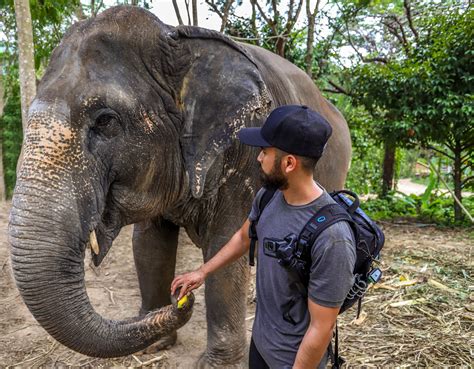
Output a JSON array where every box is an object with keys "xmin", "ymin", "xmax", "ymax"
[{"xmin": 249, "ymin": 188, "xmax": 356, "ymax": 369}]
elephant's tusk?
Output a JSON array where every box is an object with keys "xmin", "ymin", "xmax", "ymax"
[{"xmin": 89, "ymin": 230, "xmax": 100, "ymax": 255}]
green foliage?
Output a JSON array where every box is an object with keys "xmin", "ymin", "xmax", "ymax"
[
  {"xmin": 338, "ymin": 101, "xmax": 384, "ymax": 194},
  {"xmin": 398, "ymin": 149, "xmax": 419, "ymax": 178},
  {"xmin": 341, "ymin": 2, "xmax": 472, "ymax": 220},
  {"xmin": 349, "ymin": 6, "xmax": 473, "ymax": 151},
  {"xmin": 363, "ymin": 192, "xmax": 474, "ymax": 226},
  {"xmin": 1, "ymin": 83, "xmax": 22, "ymax": 197}
]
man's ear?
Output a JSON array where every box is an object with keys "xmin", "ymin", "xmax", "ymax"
[{"xmin": 283, "ymin": 155, "xmax": 298, "ymax": 174}]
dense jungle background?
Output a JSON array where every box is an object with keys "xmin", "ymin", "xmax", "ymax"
[{"xmin": 1, "ymin": 0, "xmax": 472, "ymax": 367}]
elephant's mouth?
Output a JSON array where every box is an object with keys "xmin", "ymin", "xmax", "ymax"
[
  {"xmin": 89, "ymin": 181, "xmax": 128, "ymax": 267},
  {"xmin": 89, "ymin": 224, "xmax": 116, "ymax": 267}
]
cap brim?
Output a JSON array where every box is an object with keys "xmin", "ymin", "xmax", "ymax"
[{"xmin": 237, "ymin": 127, "xmax": 271, "ymax": 147}]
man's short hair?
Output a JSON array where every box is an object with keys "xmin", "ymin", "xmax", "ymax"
[
  {"xmin": 297, "ymin": 155, "xmax": 319, "ymax": 173},
  {"xmin": 275, "ymin": 149, "xmax": 319, "ymax": 173}
]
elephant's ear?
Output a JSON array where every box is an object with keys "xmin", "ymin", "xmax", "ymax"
[{"xmin": 177, "ymin": 27, "xmax": 272, "ymax": 199}]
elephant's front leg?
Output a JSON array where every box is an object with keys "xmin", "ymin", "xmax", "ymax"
[
  {"xmin": 132, "ymin": 218, "xmax": 179, "ymax": 351},
  {"xmin": 199, "ymin": 241, "xmax": 249, "ymax": 369}
]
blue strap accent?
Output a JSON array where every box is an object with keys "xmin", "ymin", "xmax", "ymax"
[{"xmin": 296, "ymin": 203, "xmax": 358, "ymax": 273}]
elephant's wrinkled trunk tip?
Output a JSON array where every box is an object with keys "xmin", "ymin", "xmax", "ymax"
[{"xmin": 145, "ymin": 292, "xmax": 195, "ymax": 333}]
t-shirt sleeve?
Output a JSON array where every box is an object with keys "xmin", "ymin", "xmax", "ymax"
[
  {"xmin": 307, "ymin": 221, "xmax": 357, "ymax": 308},
  {"xmin": 248, "ymin": 188, "xmax": 266, "ymax": 221}
]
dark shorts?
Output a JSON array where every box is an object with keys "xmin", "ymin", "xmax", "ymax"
[
  {"xmin": 249, "ymin": 338, "xmax": 269, "ymax": 369},
  {"xmin": 249, "ymin": 336, "xmax": 331, "ymax": 369}
]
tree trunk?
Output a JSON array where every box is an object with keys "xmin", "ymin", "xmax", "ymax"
[
  {"xmin": 14, "ymin": 0, "xmax": 36, "ymax": 172},
  {"xmin": 305, "ymin": 18, "xmax": 315, "ymax": 78},
  {"xmin": 381, "ymin": 140, "xmax": 396, "ymax": 197},
  {"xmin": 305, "ymin": 0, "xmax": 321, "ymax": 78},
  {"xmin": 452, "ymin": 139, "xmax": 463, "ymax": 222},
  {"xmin": 0, "ymin": 76, "xmax": 5, "ymax": 202},
  {"xmin": 219, "ymin": 0, "xmax": 235, "ymax": 33},
  {"xmin": 250, "ymin": 0, "xmax": 259, "ymax": 46},
  {"xmin": 275, "ymin": 37, "xmax": 286, "ymax": 57},
  {"xmin": 192, "ymin": 0, "xmax": 198, "ymax": 26}
]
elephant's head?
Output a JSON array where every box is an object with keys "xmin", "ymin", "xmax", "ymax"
[{"xmin": 9, "ymin": 6, "xmax": 270, "ymax": 357}]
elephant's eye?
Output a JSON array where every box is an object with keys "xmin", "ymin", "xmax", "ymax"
[
  {"xmin": 96, "ymin": 114, "xmax": 117, "ymax": 127},
  {"xmin": 91, "ymin": 110, "xmax": 122, "ymax": 139}
]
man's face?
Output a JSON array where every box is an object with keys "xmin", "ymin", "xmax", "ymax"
[{"xmin": 257, "ymin": 147, "xmax": 289, "ymax": 190}]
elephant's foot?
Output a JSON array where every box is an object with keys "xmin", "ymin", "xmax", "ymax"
[
  {"xmin": 140, "ymin": 331, "xmax": 177, "ymax": 354},
  {"xmin": 196, "ymin": 349, "xmax": 247, "ymax": 369}
]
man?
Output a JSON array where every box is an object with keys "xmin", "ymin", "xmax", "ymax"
[{"xmin": 171, "ymin": 105, "xmax": 356, "ymax": 369}]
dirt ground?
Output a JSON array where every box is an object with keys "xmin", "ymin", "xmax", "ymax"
[{"xmin": 0, "ymin": 199, "xmax": 472, "ymax": 368}]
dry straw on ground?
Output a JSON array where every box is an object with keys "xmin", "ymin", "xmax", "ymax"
[{"xmin": 338, "ymin": 223, "xmax": 473, "ymax": 367}]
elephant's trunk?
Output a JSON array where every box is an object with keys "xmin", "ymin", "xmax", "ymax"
[{"xmin": 9, "ymin": 174, "xmax": 193, "ymax": 357}]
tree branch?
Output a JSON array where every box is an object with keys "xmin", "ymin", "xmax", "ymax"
[
  {"xmin": 322, "ymin": 88, "xmax": 344, "ymax": 95},
  {"xmin": 286, "ymin": 0, "xmax": 303, "ymax": 30},
  {"xmin": 382, "ymin": 20, "xmax": 405, "ymax": 46},
  {"xmin": 305, "ymin": 0, "xmax": 321, "ymax": 78},
  {"xmin": 461, "ymin": 151, "xmax": 473, "ymax": 161},
  {"xmin": 205, "ymin": 1, "xmax": 223, "ymax": 19},
  {"xmin": 95, "ymin": 0, "xmax": 103, "ymax": 16},
  {"xmin": 345, "ymin": 22, "xmax": 389, "ymax": 64},
  {"xmin": 404, "ymin": 0, "xmax": 419, "ymax": 41},
  {"xmin": 445, "ymin": 134, "xmax": 456, "ymax": 153},
  {"xmin": 228, "ymin": 33, "xmax": 291, "ymax": 41},
  {"xmin": 172, "ymin": 0, "xmax": 184, "ymax": 25},
  {"xmin": 75, "ymin": 4, "xmax": 87, "ymax": 20},
  {"xmin": 327, "ymin": 80, "xmax": 352, "ymax": 96},
  {"xmin": 271, "ymin": 0, "xmax": 279, "ymax": 28},
  {"xmin": 335, "ymin": 3, "xmax": 389, "ymax": 64},
  {"xmin": 253, "ymin": 0, "xmax": 277, "ymax": 34},
  {"xmin": 250, "ymin": 0, "xmax": 259, "ymax": 45},
  {"xmin": 307, "ymin": 0, "xmax": 321, "ymax": 18},
  {"xmin": 383, "ymin": 16, "xmax": 411, "ymax": 55},
  {"xmin": 184, "ymin": 0, "xmax": 192, "ymax": 25},
  {"xmin": 210, "ymin": 0, "xmax": 236, "ymax": 32},
  {"xmin": 426, "ymin": 145, "xmax": 455, "ymax": 160},
  {"xmin": 391, "ymin": 15, "xmax": 409, "ymax": 46},
  {"xmin": 461, "ymin": 176, "xmax": 473, "ymax": 187},
  {"xmin": 461, "ymin": 163, "xmax": 473, "ymax": 172}
]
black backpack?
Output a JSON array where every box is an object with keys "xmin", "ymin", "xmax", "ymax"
[{"xmin": 248, "ymin": 188, "xmax": 385, "ymax": 368}]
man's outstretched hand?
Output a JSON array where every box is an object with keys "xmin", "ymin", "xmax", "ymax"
[{"xmin": 171, "ymin": 268, "xmax": 206, "ymax": 300}]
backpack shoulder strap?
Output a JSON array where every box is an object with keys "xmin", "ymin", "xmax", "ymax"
[
  {"xmin": 249, "ymin": 188, "xmax": 277, "ymax": 266},
  {"xmin": 296, "ymin": 203, "xmax": 358, "ymax": 264}
]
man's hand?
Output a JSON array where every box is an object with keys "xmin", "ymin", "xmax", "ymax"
[
  {"xmin": 171, "ymin": 220, "xmax": 251, "ymax": 301},
  {"xmin": 171, "ymin": 268, "xmax": 206, "ymax": 300}
]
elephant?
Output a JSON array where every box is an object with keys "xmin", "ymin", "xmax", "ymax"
[{"xmin": 8, "ymin": 5, "xmax": 351, "ymax": 368}]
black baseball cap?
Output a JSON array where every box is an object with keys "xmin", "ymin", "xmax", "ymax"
[{"xmin": 237, "ymin": 105, "xmax": 332, "ymax": 159}]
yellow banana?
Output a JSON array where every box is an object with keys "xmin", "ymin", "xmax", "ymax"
[{"xmin": 177, "ymin": 295, "xmax": 188, "ymax": 309}]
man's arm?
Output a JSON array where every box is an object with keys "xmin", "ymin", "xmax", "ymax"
[
  {"xmin": 171, "ymin": 219, "xmax": 251, "ymax": 300},
  {"xmin": 293, "ymin": 299, "xmax": 339, "ymax": 369}
]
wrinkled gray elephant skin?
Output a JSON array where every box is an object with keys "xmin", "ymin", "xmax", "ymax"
[{"xmin": 8, "ymin": 5, "xmax": 351, "ymax": 367}]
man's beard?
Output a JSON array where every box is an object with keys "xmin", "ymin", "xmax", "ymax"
[{"xmin": 259, "ymin": 158, "xmax": 289, "ymax": 190}]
